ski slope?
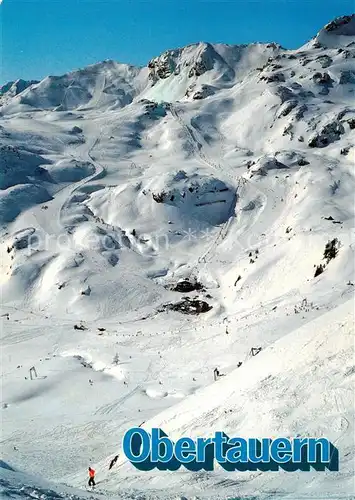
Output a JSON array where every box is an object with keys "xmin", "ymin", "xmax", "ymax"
[{"xmin": 1, "ymin": 14, "xmax": 354, "ymax": 500}]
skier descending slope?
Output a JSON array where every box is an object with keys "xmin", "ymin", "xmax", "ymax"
[{"xmin": 88, "ymin": 467, "xmax": 96, "ymax": 488}]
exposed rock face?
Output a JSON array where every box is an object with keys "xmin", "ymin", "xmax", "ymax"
[
  {"xmin": 187, "ymin": 46, "xmax": 216, "ymax": 77},
  {"xmin": 308, "ymin": 121, "xmax": 345, "ymax": 148},
  {"xmin": 69, "ymin": 126, "xmax": 83, "ymax": 135},
  {"xmin": 294, "ymin": 104, "xmax": 308, "ymax": 121},
  {"xmin": 339, "ymin": 70, "xmax": 355, "ymax": 84},
  {"xmin": 324, "ymin": 15, "xmax": 355, "ymax": 35},
  {"xmin": 170, "ymin": 279, "xmax": 204, "ymax": 293},
  {"xmin": 141, "ymin": 100, "xmax": 168, "ymax": 118},
  {"xmin": 148, "ymin": 172, "xmax": 235, "ymax": 225},
  {"xmin": 248, "ymin": 156, "xmax": 288, "ymax": 176},
  {"xmin": 277, "ymin": 100, "xmax": 298, "ymax": 118},
  {"xmin": 0, "ymin": 79, "xmax": 40, "ymax": 106},
  {"xmin": 147, "ymin": 42, "xmax": 237, "ymax": 86},
  {"xmin": 185, "ymin": 83, "xmax": 216, "ymax": 100},
  {"xmin": 275, "ymin": 86, "xmax": 295, "ymax": 103},
  {"xmin": 161, "ymin": 298, "xmax": 212, "ymax": 315},
  {"xmin": 312, "ymin": 72, "xmax": 333, "ymax": 85},
  {"xmin": 0, "ymin": 79, "xmax": 39, "ymax": 97},
  {"xmin": 148, "ymin": 49, "xmax": 180, "ymax": 81},
  {"xmin": 260, "ymin": 72, "xmax": 285, "ymax": 83},
  {"xmin": 315, "ymin": 55, "xmax": 333, "ymax": 68}
]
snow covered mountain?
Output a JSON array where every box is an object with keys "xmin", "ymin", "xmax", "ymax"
[{"xmin": 1, "ymin": 14, "xmax": 354, "ymax": 500}]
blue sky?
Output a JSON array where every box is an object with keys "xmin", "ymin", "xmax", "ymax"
[{"xmin": 0, "ymin": 0, "xmax": 353, "ymax": 83}]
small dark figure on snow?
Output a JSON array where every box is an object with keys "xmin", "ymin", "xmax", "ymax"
[
  {"xmin": 88, "ymin": 467, "xmax": 96, "ymax": 487},
  {"xmin": 213, "ymin": 367, "xmax": 226, "ymax": 381},
  {"xmin": 251, "ymin": 347, "xmax": 262, "ymax": 357},
  {"xmin": 109, "ymin": 455, "xmax": 119, "ymax": 470}
]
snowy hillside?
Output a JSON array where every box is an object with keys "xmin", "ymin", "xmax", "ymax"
[{"xmin": 1, "ymin": 14, "xmax": 354, "ymax": 500}]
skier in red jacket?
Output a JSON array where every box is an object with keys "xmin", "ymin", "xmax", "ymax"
[{"xmin": 88, "ymin": 467, "xmax": 96, "ymax": 487}]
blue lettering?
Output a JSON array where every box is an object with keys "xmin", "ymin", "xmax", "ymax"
[
  {"xmin": 122, "ymin": 427, "xmax": 151, "ymax": 463},
  {"xmin": 213, "ymin": 432, "xmax": 228, "ymax": 463},
  {"xmin": 225, "ymin": 438, "xmax": 248, "ymax": 463},
  {"xmin": 248, "ymin": 438, "xmax": 271, "ymax": 463},
  {"xmin": 270, "ymin": 438, "xmax": 292, "ymax": 463},
  {"xmin": 196, "ymin": 437, "xmax": 212, "ymax": 463},
  {"xmin": 293, "ymin": 438, "xmax": 309, "ymax": 463},
  {"xmin": 151, "ymin": 428, "xmax": 174, "ymax": 463},
  {"xmin": 307, "ymin": 438, "xmax": 330, "ymax": 463},
  {"xmin": 174, "ymin": 438, "xmax": 196, "ymax": 463}
]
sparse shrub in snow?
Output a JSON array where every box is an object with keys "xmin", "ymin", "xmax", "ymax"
[
  {"xmin": 313, "ymin": 238, "xmax": 340, "ymax": 278},
  {"xmin": 323, "ymin": 238, "xmax": 340, "ymax": 263},
  {"xmin": 314, "ymin": 264, "xmax": 325, "ymax": 277},
  {"xmin": 340, "ymin": 146, "xmax": 351, "ymax": 155},
  {"xmin": 294, "ymin": 298, "xmax": 316, "ymax": 313}
]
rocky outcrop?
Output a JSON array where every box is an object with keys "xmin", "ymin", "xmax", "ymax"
[
  {"xmin": 260, "ymin": 72, "xmax": 285, "ymax": 83},
  {"xmin": 248, "ymin": 156, "xmax": 288, "ymax": 176},
  {"xmin": 275, "ymin": 86, "xmax": 296, "ymax": 103},
  {"xmin": 170, "ymin": 279, "xmax": 204, "ymax": 293},
  {"xmin": 161, "ymin": 298, "xmax": 212, "ymax": 315},
  {"xmin": 339, "ymin": 70, "xmax": 355, "ymax": 84},
  {"xmin": 312, "ymin": 72, "xmax": 333, "ymax": 85},
  {"xmin": 185, "ymin": 83, "xmax": 215, "ymax": 100},
  {"xmin": 315, "ymin": 55, "xmax": 333, "ymax": 68},
  {"xmin": 277, "ymin": 100, "xmax": 298, "ymax": 118},
  {"xmin": 0, "ymin": 79, "xmax": 39, "ymax": 97},
  {"xmin": 324, "ymin": 15, "xmax": 355, "ymax": 35},
  {"xmin": 148, "ymin": 42, "xmax": 236, "ymax": 86},
  {"xmin": 187, "ymin": 46, "xmax": 216, "ymax": 77},
  {"xmin": 308, "ymin": 121, "xmax": 345, "ymax": 148},
  {"xmin": 148, "ymin": 49, "xmax": 180, "ymax": 82}
]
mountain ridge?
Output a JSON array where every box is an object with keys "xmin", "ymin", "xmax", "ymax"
[{"xmin": 1, "ymin": 14, "xmax": 354, "ymax": 110}]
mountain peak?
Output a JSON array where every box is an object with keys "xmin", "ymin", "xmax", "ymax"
[
  {"xmin": 323, "ymin": 14, "xmax": 355, "ymax": 35},
  {"xmin": 313, "ymin": 14, "xmax": 355, "ymax": 48},
  {"xmin": 0, "ymin": 78, "xmax": 39, "ymax": 97}
]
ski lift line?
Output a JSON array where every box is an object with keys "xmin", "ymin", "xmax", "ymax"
[
  {"xmin": 170, "ymin": 104, "xmax": 270, "ymax": 245},
  {"xmin": 170, "ymin": 105, "xmax": 251, "ymax": 273}
]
